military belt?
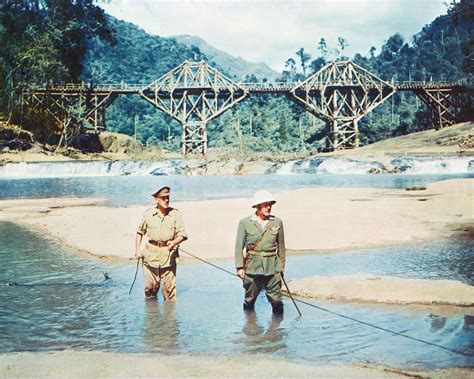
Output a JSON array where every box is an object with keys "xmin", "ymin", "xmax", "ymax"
[
  {"xmin": 247, "ymin": 250, "xmax": 277, "ymax": 257},
  {"xmin": 148, "ymin": 240, "xmax": 168, "ymax": 247}
]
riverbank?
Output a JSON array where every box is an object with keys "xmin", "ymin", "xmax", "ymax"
[
  {"xmin": 0, "ymin": 351, "xmax": 472, "ymax": 378},
  {"xmin": 1, "ymin": 122, "xmax": 473, "ymax": 176}
]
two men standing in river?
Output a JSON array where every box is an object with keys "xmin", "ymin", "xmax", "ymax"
[{"xmin": 135, "ymin": 187, "xmax": 286, "ymax": 315}]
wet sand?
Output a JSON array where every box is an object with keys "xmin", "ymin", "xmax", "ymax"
[
  {"xmin": 0, "ymin": 351, "xmax": 472, "ymax": 378},
  {"xmin": 287, "ymin": 275, "xmax": 474, "ymax": 306}
]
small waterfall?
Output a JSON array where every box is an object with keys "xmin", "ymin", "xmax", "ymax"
[
  {"xmin": 0, "ymin": 156, "xmax": 472, "ymax": 177},
  {"xmin": 0, "ymin": 160, "xmax": 179, "ymax": 178},
  {"xmin": 316, "ymin": 158, "xmax": 384, "ymax": 174},
  {"xmin": 273, "ymin": 156, "xmax": 473, "ymax": 175},
  {"xmin": 274, "ymin": 157, "xmax": 383, "ymax": 174},
  {"xmin": 275, "ymin": 161, "xmax": 296, "ymax": 175},
  {"xmin": 390, "ymin": 156, "xmax": 474, "ymax": 174}
]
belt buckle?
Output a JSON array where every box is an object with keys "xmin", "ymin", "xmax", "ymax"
[{"xmin": 150, "ymin": 240, "xmax": 168, "ymax": 248}]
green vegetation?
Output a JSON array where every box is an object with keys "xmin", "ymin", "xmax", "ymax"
[
  {"xmin": 0, "ymin": 0, "xmax": 472, "ymax": 153},
  {"xmin": 0, "ymin": 1, "xmax": 111, "ymax": 115}
]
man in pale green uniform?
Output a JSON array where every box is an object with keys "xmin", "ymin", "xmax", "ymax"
[
  {"xmin": 235, "ymin": 190, "xmax": 285, "ymax": 314},
  {"xmin": 135, "ymin": 186, "xmax": 187, "ymax": 300}
]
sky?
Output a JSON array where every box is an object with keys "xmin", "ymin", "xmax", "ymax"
[{"xmin": 100, "ymin": 0, "xmax": 448, "ymax": 72}]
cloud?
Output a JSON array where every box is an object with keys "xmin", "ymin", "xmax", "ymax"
[{"xmin": 100, "ymin": 0, "xmax": 447, "ymax": 72}]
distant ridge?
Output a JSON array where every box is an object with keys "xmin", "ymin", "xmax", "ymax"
[{"xmin": 172, "ymin": 34, "xmax": 280, "ymax": 81}]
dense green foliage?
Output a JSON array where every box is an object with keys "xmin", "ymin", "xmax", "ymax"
[
  {"xmin": 1, "ymin": 0, "xmax": 472, "ymax": 152},
  {"xmin": 0, "ymin": 0, "xmax": 112, "ymax": 121}
]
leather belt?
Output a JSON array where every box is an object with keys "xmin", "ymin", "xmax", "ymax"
[
  {"xmin": 148, "ymin": 240, "xmax": 168, "ymax": 247},
  {"xmin": 247, "ymin": 250, "xmax": 277, "ymax": 257}
]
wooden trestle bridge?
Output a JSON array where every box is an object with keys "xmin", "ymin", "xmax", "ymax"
[{"xmin": 22, "ymin": 60, "xmax": 470, "ymax": 155}]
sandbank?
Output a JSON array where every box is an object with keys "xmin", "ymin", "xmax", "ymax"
[
  {"xmin": 287, "ymin": 275, "xmax": 474, "ymax": 306},
  {"xmin": 0, "ymin": 179, "xmax": 472, "ymax": 261},
  {"xmin": 0, "ymin": 351, "xmax": 472, "ymax": 378}
]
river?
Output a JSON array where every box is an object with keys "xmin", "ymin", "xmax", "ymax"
[{"xmin": 0, "ymin": 158, "xmax": 473, "ymax": 370}]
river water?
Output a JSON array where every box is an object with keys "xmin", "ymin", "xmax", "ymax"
[
  {"xmin": 1, "ymin": 172, "xmax": 473, "ymax": 206},
  {"xmin": 0, "ymin": 221, "xmax": 472, "ymax": 369},
  {"xmin": 0, "ymin": 162, "xmax": 473, "ymax": 370}
]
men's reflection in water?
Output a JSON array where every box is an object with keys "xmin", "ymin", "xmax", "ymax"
[
  {"xmin": 143, "ymin": 300, "xmax": 180, "ymax": 352},
  {"xmin": 240, "ymin": 311, "xmax": 286, "ymax": 353}
]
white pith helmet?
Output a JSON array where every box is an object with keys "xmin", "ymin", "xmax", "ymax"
[{"xmin": 251, "ymin": 190, "xmax": 276, "ymax": 208}]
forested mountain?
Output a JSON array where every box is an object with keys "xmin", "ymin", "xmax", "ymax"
[
  {"xmin": 81, "ymin": 16, "xmax": 215, "ymax": 148},
  {"xmin": 80, "ymin": 16, "xmax": 284, "ymax": 148},
  {"xmin": 173, "ymin": 35, "xmax": 279, "ymax": 81},
  {"xmin": 82, "ymin": 17, "xmax": 206, "ymax": 84},
  {"xmin": 1, "ymin": 1, "xmax": 472, "ymax": 153},
  {"xmin": 88, "ymin": 2, "xmax": 472, "ymax": 152}
]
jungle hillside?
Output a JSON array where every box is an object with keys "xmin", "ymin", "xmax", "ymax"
[{"xmin": 0, "ymin": 0, "xmax": 473, "ymax": 154}]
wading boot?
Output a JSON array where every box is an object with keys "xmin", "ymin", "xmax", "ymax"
[
  {"xmin": 145, "ymin": 288, "xmax": 157, "ymax": 299},
  {"xmin": 271, "ymin": 301, "xmax": 284, "ymax": 315},
  {"xmin": 243, "ymin": 301, "xmax": 255, "ymax": 312}
]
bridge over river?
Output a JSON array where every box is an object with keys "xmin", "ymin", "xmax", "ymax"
[{"xmin": 23, "ymin": 60, "xmax": 471, "ymax": 155}]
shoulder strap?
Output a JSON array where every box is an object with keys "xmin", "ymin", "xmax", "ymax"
[{"xmin": 250, "ymin": 221, "xmax": 273, "ymax": 251}]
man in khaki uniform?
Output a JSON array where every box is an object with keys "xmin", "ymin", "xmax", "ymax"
[
  {"xmin": 135, "ymin": 186, "xmax": 187, "ymax": 300},
  {"xmin": 235, "ymin": 190, "xmax": 285, "ymax": 315}
]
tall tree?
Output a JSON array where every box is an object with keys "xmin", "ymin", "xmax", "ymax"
[
  {"xmin": 318, "ymin": 38, "xmax": 328, "ymax": 58},
  {"xmin": 337, "ymin": 37, "xmax": 349, "ymax": 55},
  {"xmin": 283, "ymin": 58, "xmax": 297, "ymax": 81},
  {"xmin": 296, "ymin": 47, "xmax": 311, "ymax": 76},
  {"xmin": 446, "ymin": 0, "xmax": 474, "ymax": 74}
]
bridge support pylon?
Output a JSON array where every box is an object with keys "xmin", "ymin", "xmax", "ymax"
[
  {"xmin": 22, "ymin": 87, "xmax": 117, "ymax": 147},
  {"xmin": 84, "ymin": 92, "xmax": 118, "ymax": 132},
  {"xmin": 182, "ymin": 121, "xmax": 207, "ymax": 155},
  {"xmin": 414, "ymin": 88, "xmax": 457, "ymax": 129},
  {"xmin": 291, "ymin": 60, "xmax": 395, "ymax": 151},
  {"xmin": 139, "ymin": 61, "xmax": 248, "ymax": 156}
]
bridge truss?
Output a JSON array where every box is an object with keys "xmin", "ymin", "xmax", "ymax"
[
  {"xmin": 22, "ymin": 60, "xmax": 470, "ymax": 155},
  {"xmin": 139, "ymin": 61, "xmax": 247, "ymax": 155},
  {"xmin": 291, "ymin": 61, "xmax": 395, "ymax": 149},
  {"xmin": 22, "ymin": 86, "xmax": 118, "ymax": 148}
]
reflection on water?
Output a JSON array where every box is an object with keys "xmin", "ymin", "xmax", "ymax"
[
  {"xmin": 143, "ymin": 301, "xmax": 180, "ymax": 352},
  {"xmin": 234, "ymin": 312, "xmax": 286, "ymax": 353},
  {"xmin": 0, "ymin": 221, "xmax": 473, "ymax": 370}
]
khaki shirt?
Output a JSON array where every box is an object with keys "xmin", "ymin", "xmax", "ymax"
[
  {"xmin": 137, "ymin": 207, "xmax": 187, "ymax": 241},
  {"xmin": 235, "ymin": 214, "xmax": 285, "ymax": 276},
  {"xmin": 137, "ymin": 207, "xmax": 187, "ymax": 268}
]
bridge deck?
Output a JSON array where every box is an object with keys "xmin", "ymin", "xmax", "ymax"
[{"xmin": 26, "ymin": 80, "xmax": 468, "ymax": 95}]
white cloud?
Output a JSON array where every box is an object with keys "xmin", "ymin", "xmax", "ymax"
[{"xmin": 100, "ymin": 0, "xmax": 447, "ymax": 72}]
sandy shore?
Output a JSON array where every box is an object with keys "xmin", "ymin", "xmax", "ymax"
[
  {"xmin": 0, "ymin": 351, "xmax": 472, "ymax": 378},
  {"xmin": 287, "ymin": 275, "xmax": 474, "ymax": 306},
  {"xmin": 1, "ymin": 178, "xmax": 472, "ymax": 260}
]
